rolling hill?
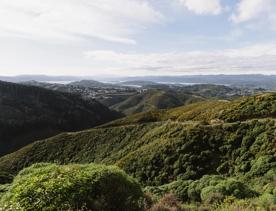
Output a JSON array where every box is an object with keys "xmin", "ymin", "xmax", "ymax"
[
  {"xmin": 105, "ymin": 92, "xmax": 276, "ymax": 127},
  {"xmin": 110, "ymin": 89, "xmax": 204, "ymax": 115},
  {"xmin": 0, "ymin": 81, "xmax": 121, "ymax": 156},
  {"xmin": 109, "ymin": 84, "xmax": 249, "ymax": 115},
  {"xmin": 0, "ymin": 93, "xmax": 274, "ymax": 184}
]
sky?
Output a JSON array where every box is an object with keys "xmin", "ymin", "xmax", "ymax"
[{"xmin": 0, "ymin": 0, "xmax": 276, "ymax": 76}]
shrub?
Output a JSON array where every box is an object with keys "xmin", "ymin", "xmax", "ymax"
[
  {"xmin": 200, "ymin": 178, "xmax": 256, "ymax": 203},
  {"xmin": 187, "ymin": 175, "xmax": 224, "ymax": 202},
  {"xmin": 0, "ymin": 163, "xmax": 144, "ymax": 211},
  {"xmin": 258, "ymin": 193, "xmax": 276, "ymax": 209},
  {"xmin": 212, "ymin": 197, "xmax": 257, "ymax": 211},
  {"xmin": 247, "ymin": 155, "xmax": 276, "ymax": 177}
]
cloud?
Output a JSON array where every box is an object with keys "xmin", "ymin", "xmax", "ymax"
[
  {"xmin": 179, "ymin": 0, "xmax": 222, "ymax": 15},
  {"xmin": 0, "ymin": 0, "xmax": 163, "ymax": 44},
  {"xmin": 84, "ymin": 44, "xmax": 276, "ymax": 75},
  {"xmin": 230, "ymin": 0, "xmax": 276, "ymax": 31}
]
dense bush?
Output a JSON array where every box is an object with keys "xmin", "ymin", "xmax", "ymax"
[
  {"xmin": 200, "ymin": 178, "xmax": 256, "ymax": 202},
  {"xmin": 0, "ymin": 163, "xmax": 144, "ymax": 211},
  {"xmin": 213, "ymin": 194, "xmax": 276, "ymax": 211},
  {"xmin": 246, "ymin": 155, "xmax": 276, "ymax": 177},
  {"xmin": 145, "ymin": 175, "xmax": 256, "ymax": 204}
]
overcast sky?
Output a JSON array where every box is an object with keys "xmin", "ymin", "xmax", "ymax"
[{"xmin": 1, "ymin": 0, "xmax": 276, "ymax": 76}]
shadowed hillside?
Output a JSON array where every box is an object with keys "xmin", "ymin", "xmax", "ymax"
[{"xmin": 0, "ymin": 81, "xmax": 121, "ymax": 156}]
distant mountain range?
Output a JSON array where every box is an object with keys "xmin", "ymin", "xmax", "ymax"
[
  {"xmin": 1, "ymin": 74, "xmax": 276, "ymax": 89},
  {"xmin": 122, "ymin": 74, "xmax": 276, "ymax": 90}
]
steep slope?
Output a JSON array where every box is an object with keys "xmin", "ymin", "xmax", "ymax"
[
  {"xmin": 0, "ymin": 81, "xmax": 121, "ymax": 156},
  {"xmin": 0, "ymin": 93, "xmax": 274, "ymax": 185},
  {"xmin": 111, "ymin": 89, "xmax": 204, "ymax": 115}
]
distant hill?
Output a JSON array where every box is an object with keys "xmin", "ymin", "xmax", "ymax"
[
  {"xmin": 122, "ymin": 74, "xmax": 276, "ymax": 90},
  {"xmin": 0, "ymin": 81, "xmax": 121, "ymax": 156},
  {"xmin": 175, "ymin": 84, "xmax": 242, "ymax": 98},
  {"xmin": 109, "ymin": 84, "xmax": 249, "ymax": 115},
  {"xmin": 117, "ymin": 80, "xmax": 159, "ymax": 87},
  {"xmin": 0, "ymin": 75, "xmax": 83, "ymax": 83},
  {"xmin": 111, "ymin": 89, "xmax": 203, "ymax": 115},
  {"xmin": 21, "ymin": 80, "xmax": 260, "ymax": 115},
  {"xmin": 21, "ymin": 80, "xmax": 139, "ymax": 106},
  {"xmin": 2, "ymin": 74, "xmax": 276, "ymax": 90}
]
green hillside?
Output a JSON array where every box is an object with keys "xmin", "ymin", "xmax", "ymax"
[
  {"xmin": 111, "ymin": 89, "xmax": 203, "ymax": 115},
  {"xmin": 105, "ymin": 93, "xmax": 276, "ymax": 127},
  {"xmin": 0, "ymin": 81, "xmax": 121, "ymax": 156},
  {"xmin": 0, "ymin": 117, "xmax": 275, "ymax": 183},
  {"xmin": 109, "ymin": 84, "xmax": 248, "ymax": 115},
  {"xmin": 0, "ymin": 93, "xmax": 275, "ymax": 210}
]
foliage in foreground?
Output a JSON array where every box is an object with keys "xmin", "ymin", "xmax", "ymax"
[
  {"xmin": 0, "ymin": 164, "xmax": 275, "ymax": 211},
  {"xmin": 146, "ymin": 168, "xmax": 276, "ymax": 210},
  {"xmin": 0, "ymin": 163, "xmax": 144, "ymax": 211}
]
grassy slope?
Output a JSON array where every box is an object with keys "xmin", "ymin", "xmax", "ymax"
[
  {"xmin": 0, "ymin": 93, "xmax": 275, "ymax": 186},
  {"xmin": 104, "ymin": 93, "xmax": 276, "ymax": 127}
]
